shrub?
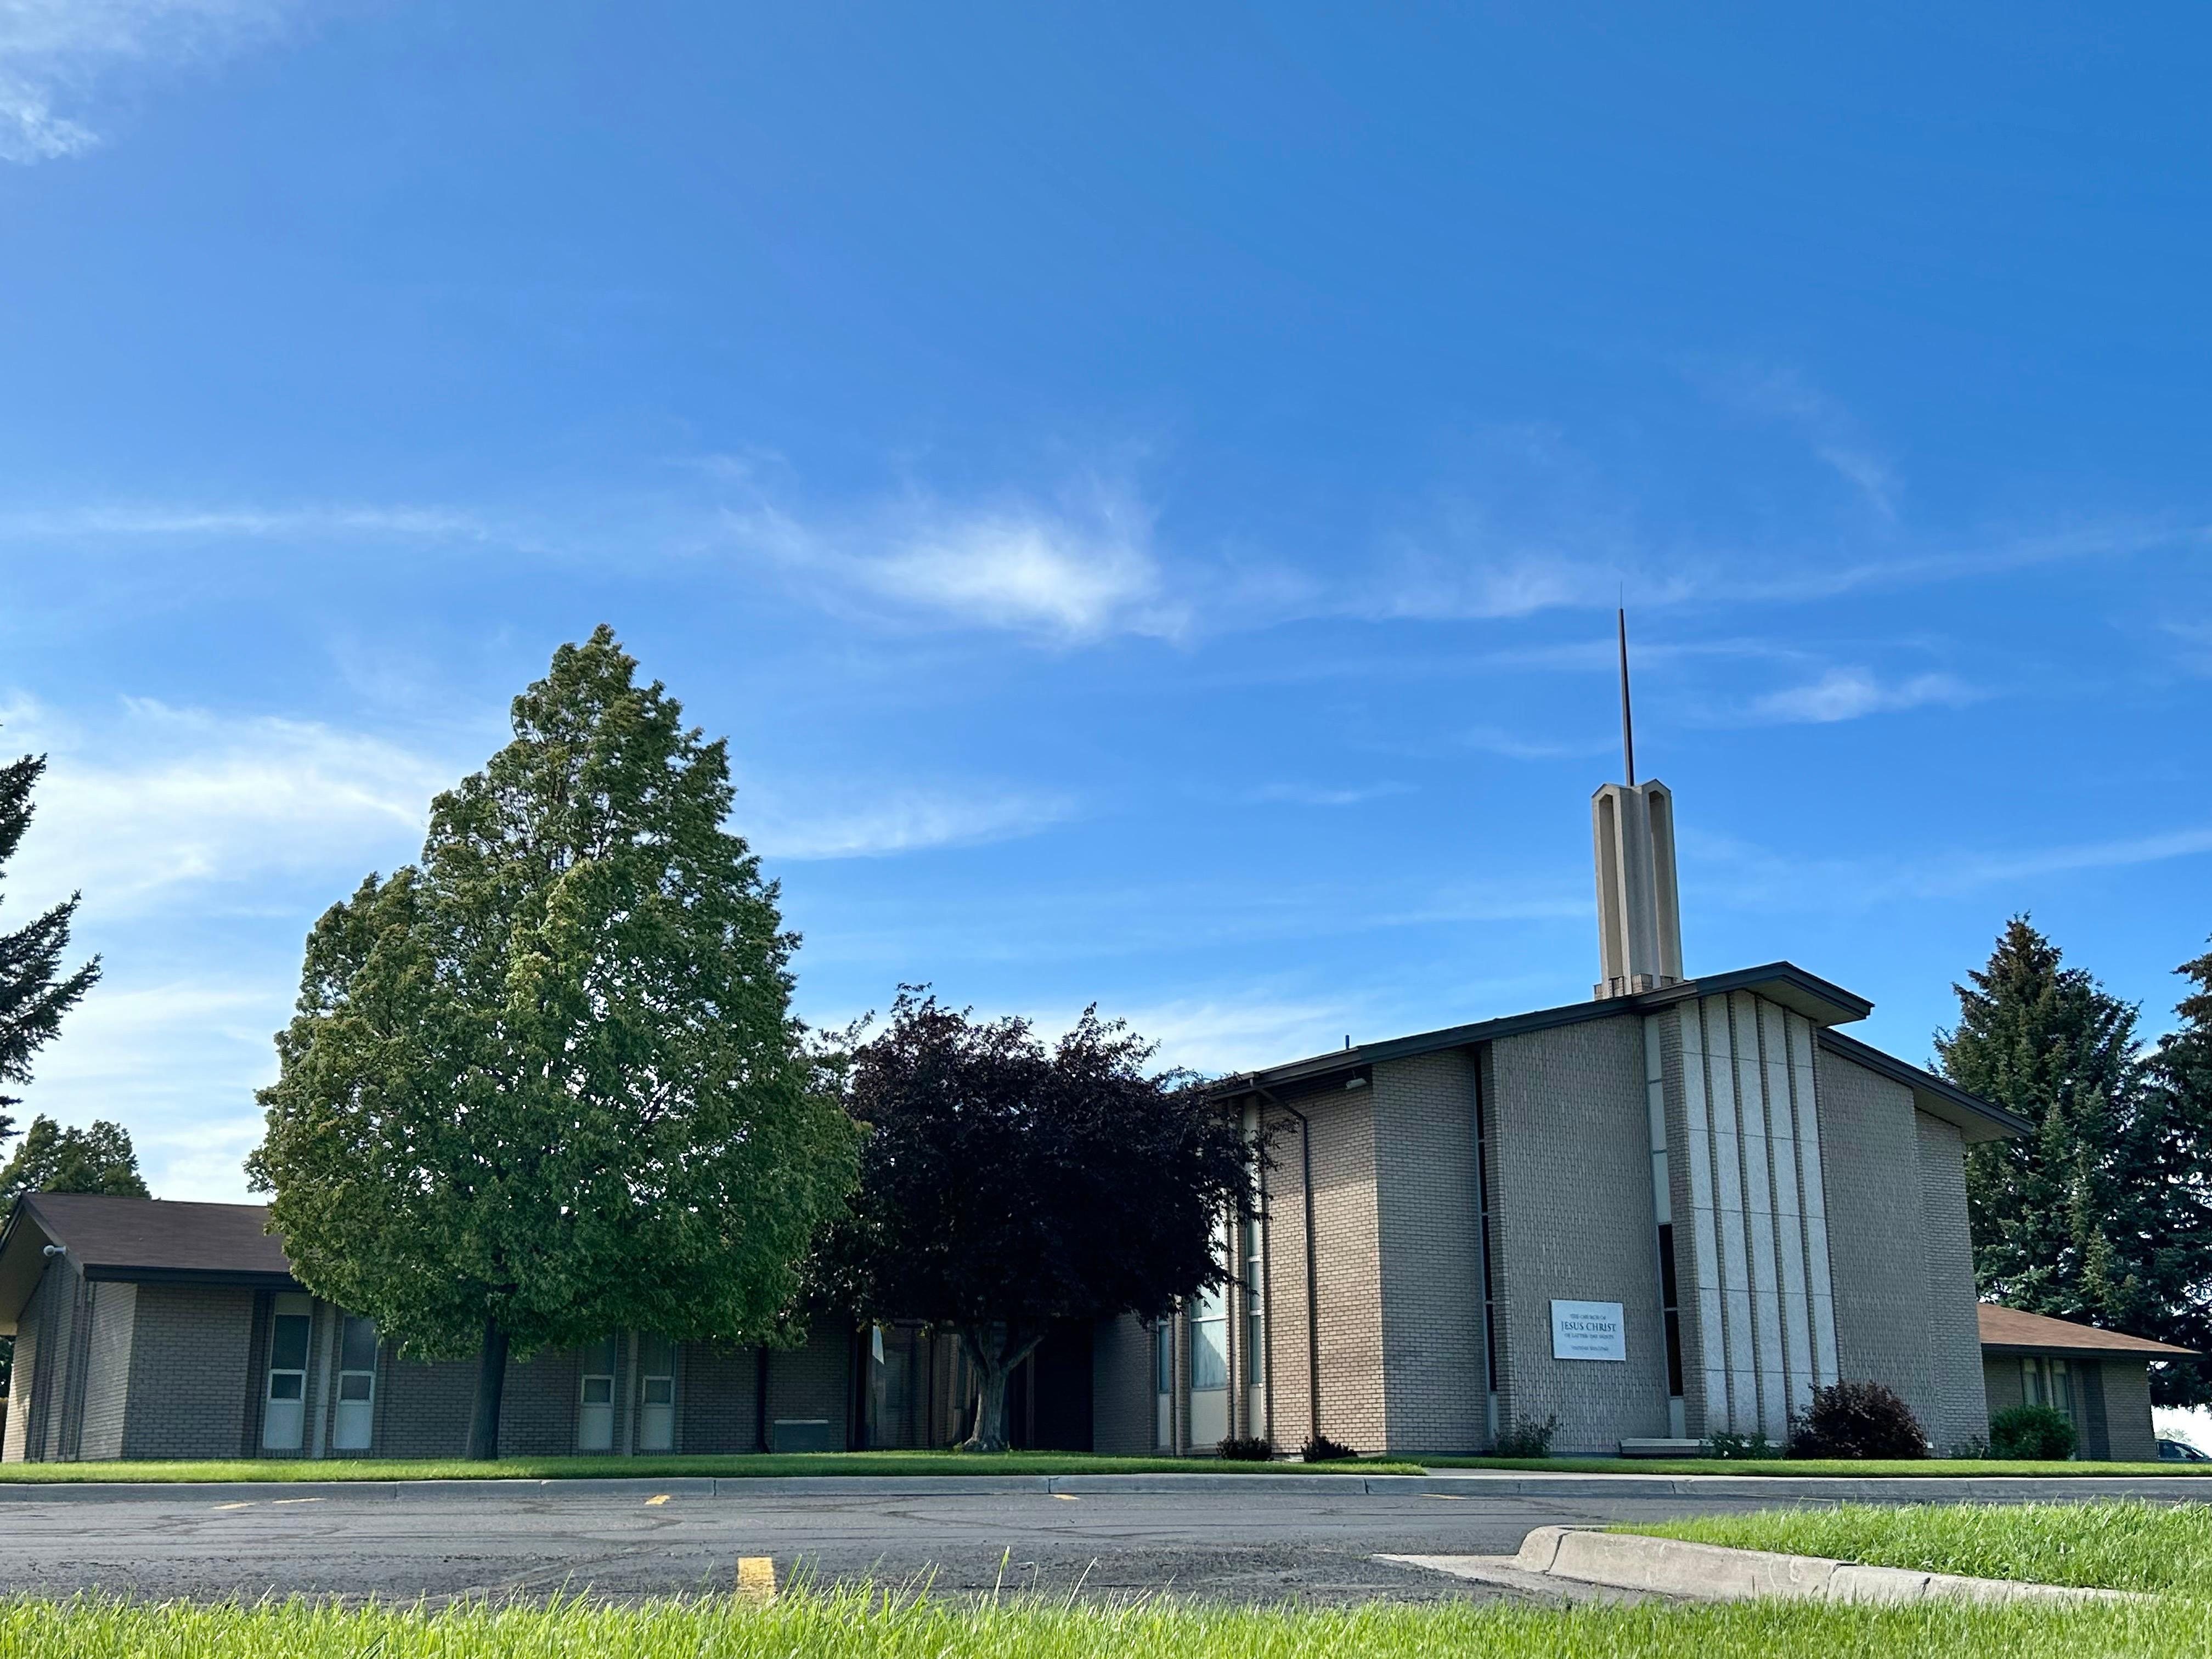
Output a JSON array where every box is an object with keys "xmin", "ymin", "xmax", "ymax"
[
  {"xmin": 1217, "ymin": 1435, "xmax": 1274, "ymax": 1462},
  {"xmin": 1493, "ymin": 1414, "xmax": 1559, "ymax": 1459},
  {"xmin": 1788, "ymin": 1379, "xmax": 1928, "ymax": 1460},
  {"xmin": 1300, "ymin": 1435, "xmax": 1357, "ymax": 1463},
  {"xmin": 1989, "ymin": 1403, "xmax": 2078, "ymax": 1460},
  {"xmin": 1702, "ymin": 1430, "xmax": 1775, "ymax": 1460}
]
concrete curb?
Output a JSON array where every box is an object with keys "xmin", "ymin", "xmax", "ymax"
[
  {"xmin": 1499, "ymin": 1525, "xmax": 2141, "ymax": 1605},
  {"xmin": 1418, "ymin": 1470, "xmax": 2212, "ymax": 1501}
]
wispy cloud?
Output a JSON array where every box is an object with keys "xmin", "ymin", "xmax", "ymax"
[
  {"xmin": 1243, "ymin": 781, "xmax": 1415, "ymax": 808},
  {"xmin": 1708, "ymin": 364, "xmax": 1903, "ymax": 518},
  {"xmin": 0, "ymin": 0, "xmax": 304, "ymax": 164},
  {"xmin": 0, "ymin": 503, "xmax": 494, "ymax": 541},
  {"xmin": 725, "ymin": 482, "xmax": 1187, "ymax": 644},
  {"xmin": 741, "ymin": 783, "xmax": 1076, "ymax": 860},
  {"xmin": 0, "ymin": 694, "xmax": 450, "ymax": 917},
  {"xmin": 1747, "ymin": 668, "xmax": 1978, "ymax": 725},
  {"xmin": 1690, "ymin": 821, "xmax": 2212, "ymax": 912}
]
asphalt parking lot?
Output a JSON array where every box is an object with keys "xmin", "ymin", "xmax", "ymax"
[
  {"xmin": 6, "ymin": 1474, "xmax": 2202, "ymax": 1606},
  {"xmin": 0, "ymin": 1482, "xmax": 1791, "ymax": 1606}
]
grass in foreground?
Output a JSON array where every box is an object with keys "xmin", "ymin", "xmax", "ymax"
[
  {"xmin": 1622, "ymin": 1499, "xmax": 2212, "ymax": 1593},
  {"xmin": 1, "ymin": 1588, "xmax": 2204, "ymax": 1659},
  {"xmin": 1427, "ymin": 1454, "xmax": 2211, "ymax": 1477},
  {"xmin": 0, "ymin": 1449, "xmax": 1423, "ymax": 1485}
]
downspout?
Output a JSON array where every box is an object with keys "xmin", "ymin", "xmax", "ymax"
[{"xmin": 1251, "ymin": 1082, "xmax": 1322, "ymax": 1447}]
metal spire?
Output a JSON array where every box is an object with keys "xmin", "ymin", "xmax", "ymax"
[{"xmin": 1617, "ymin": 606, "xmax": 1636, "ymax": 786}]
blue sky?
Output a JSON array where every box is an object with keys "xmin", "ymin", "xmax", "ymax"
[{"xmin": 2, "ymin": 4, "xmax": 2207, "ymax": 1201}]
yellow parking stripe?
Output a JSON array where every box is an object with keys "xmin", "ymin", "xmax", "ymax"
[
  {"xmin": 736, "ymin": 1555, "xmax": 776, "ymax": 1604},
  {"xmin": 645, "ymin": 1494, "xmax": 670, "ymax": 1506}
]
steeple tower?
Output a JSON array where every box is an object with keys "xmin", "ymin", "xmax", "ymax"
[{"xmin": 1592, "ymin": 610, "xmax": 1683, "ymax": 997}]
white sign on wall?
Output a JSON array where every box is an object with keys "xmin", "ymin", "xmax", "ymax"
[{"xmin": 1550, "ymin": 1299, "xmax": 1627, "ymax": 1362}]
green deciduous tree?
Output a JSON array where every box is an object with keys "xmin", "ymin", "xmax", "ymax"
[
  {"xmin": 1937, "ymin": 915, "xmax": 2212, "ymax": 1403},
  {"xmin": 0, "ymin": 744, "xmax": 101, "ymax": 1149},
  {"xmin": 815, "ymin": 990, "xmax": 1256, "ymax": 1453},
  {"xmin": 249, "ymin": 627, "xmax": 859, "ymax": 1459},
  {"xmin": 0, "ymin": 1116, "xmax": 148, "ymax": 1207}
]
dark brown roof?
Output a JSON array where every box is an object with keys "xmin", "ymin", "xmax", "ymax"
[
  {"xmin": 0, "ymin": 1194, "xmax": 296, "ymax": 1331},
  {"xmin": 1979, "ymin": 1302, "xmax": 2198, "ymax": 1359}
]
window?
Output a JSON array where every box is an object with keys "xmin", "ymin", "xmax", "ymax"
[
  {"xmin": 1189, "ymin": 1280, "xmax": 1229, "ymax": 1392},
  {"xmin": 332, "ymin": 1315, "xmax": 377, "ymax": 1452},
  {"xmin": 1242, "ymin": 1212, "xmax": 1265, "ymax": 1388},
  {"xmin": 1153, "ymin": 1319, "xmax": 1174, "ymax": 1447},
  {"xmin": 638, "ymin": 1334, "xmax": 676, "ymax": 1452},
  {"xmin": 2023, "ymin": 1356, "xmax": 2075, "ymax": 1426},
  {"xmin": 262, "ymin": 1293, "xmax": 312, "ymax": 1451},
  {"xmin": 579, "ymin": 1336, "xmax": 618, "ymax": 1451}
]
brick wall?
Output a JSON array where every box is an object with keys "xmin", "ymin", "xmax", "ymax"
[
  {"xmin": 1371, "ymin": 1049, "xmax": 1487, "ymax": 1453},
  {"xmin": 2101, "ymin": 1359, "xmax": 2157, "ymax": 1462},
  {"xmin": 120, "ymin": 1285, "xmax": 256, "ymax": 1460},
  {"xmin": 1260, "ymin": 1087, "xmax": 1385, "ymax": 1453},
  {"xmin": 79, "ymin": 1282, "xmax": 138, "ymax": 1460},
  {"xmin": 681, "ymin": 1342, "xmax": 763, "ymax": 1453},
  {"xmin": 763, "ymin": 1319, "xmax": 855, "ymax": 1449},
  {"xmin": 1817, "ymin": 1049, "xmax": 1945, "ymax": 1440},
  {"xmin": 3, "ymin": 1262, "xmax": 58, "ymax": 1461},
  {"xmin": 1091, "ymin": 1312, "xmax": 1154, "ymax": 1454},
  {"xmin": 1915, "ymin": 1113, "xmax": 1990, "ymax": 1451},
  {"xmin": 1486, "ymin": 1017, "xmax": 1672, "ymax": 1454},
  {"xmin": 1982, "ymin": 1355, "xmax": 2024, "ymax": 1418}
]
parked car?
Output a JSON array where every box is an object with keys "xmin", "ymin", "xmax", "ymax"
[{"xmin": 2156, "ymin": 1437, "xmax": 2211, "ymax": 1462}]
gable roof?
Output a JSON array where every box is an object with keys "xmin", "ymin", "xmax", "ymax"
[
  {"xmin": 1978, "ymin": 1303, "xmax": 2198, "ymax": 1359},
  {"xmin": 1209, "ymin": 960, "xmax": 2026, "ymax": 1141},
  {"xmin": 0, "ymin": 1193, "xmax": 295, "ymax": 1333}
]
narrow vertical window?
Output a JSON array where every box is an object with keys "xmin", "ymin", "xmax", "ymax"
[
  {"xmin": 1242, "ymin": 1212, "xmax": 1266, "ymax": 1388},
  {"xmin": 637, "ymin": 1334, "xmax": 676, "ymax": 1452},
  {"xmin": 578, "ymin": 1336, "xmax": 618, "ymax": 1451},
  {"xmin": 331, "ymin": 1314, "xmax": 377, "ymax": 1452},
  {"xmin": 1153, "ymin": 1319, "xmax": 1174, "ymax": 1448},
  {"xmin": 261, "ymin": 1293, "xmax": 312, "ymax": 1452}
]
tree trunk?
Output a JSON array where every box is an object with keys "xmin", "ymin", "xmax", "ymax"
[
  {"xmin": 466, "ymin": 1318, "xmax": 510, "ymax": 1460},
  {"xmin": 957, "ymin": 1323, "xmax": 1044, "ymax": 1453},
  {"xmin": 966, "ymin": 1357, "xmax": 1013, "ymax": 1453}
]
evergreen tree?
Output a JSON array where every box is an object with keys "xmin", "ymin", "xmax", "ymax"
[
  {"xmin": 0, "ymin": 746, "xmax": 101, "ymax": 1148},
  {"xmin": 250, "ymin": 628, "xmax": 859, "ymax": 1459},
  {"xmin": 2137, "ymin": 939, "xmax": 2212, "ymax": 1403},
  {"xmin": 1937, "ymin": 917, "xmax": 2146, "ymax": 1327},
  {"xmin": 0, "ymin": 1116, "xmax": 149, "ymax": 1207}
]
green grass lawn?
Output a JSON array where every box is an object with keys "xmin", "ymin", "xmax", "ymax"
[
  {"xmin": 1622, "ymin": 1499, "xmax": 2212, "ymax": 1593},
  {"xmin": 0, "ymin": 1449, "xmax": 1423, "ymax": 1484},
  {"xmin": 1427, "ymin": 1454, "xmax": 2212, "ymax": 1477},
  {"xmin": 0, "ymin": 1589, "xmax": 2200, "ymax": 1659}
]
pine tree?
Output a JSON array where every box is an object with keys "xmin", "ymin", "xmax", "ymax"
[
  {"xmin": 0, "ymin": 748, "xmax": 101, "ymax": 1148},
  {"xmin": 250, "ymin": 628, "xmax": 859, "ymax": 1459},
  {"xmin": 0, "ymin": 1116, "xmax": 149, "ymax": 1207},
  {"xmin": 2136, "ymin": 939, "xmax": 2212, "ymax": 1403},
  {"xmin": 1935, "ymin": 917, "xmax": 2165, "ymax": 1338}
]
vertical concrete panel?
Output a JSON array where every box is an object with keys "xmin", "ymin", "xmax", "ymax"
[
  {"xmin": 1703, "ymin": 998, "xmax": 1757, "ymax": 1431},
  {"xmin": 1789, "ymin": 1013, "xmax": 1838, "ymax": 1383},
  {"xmin": 1729, "ymin": 992, "xmax": 1787, "ymax": 1440},
  {"xmin": 1675, "ymin": 1004, "xmax": 1729, "ymax": 1427},
  {"xmin": 1760, "ymin": 1003, "xmax": 1813, "ymax": 1417}
]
